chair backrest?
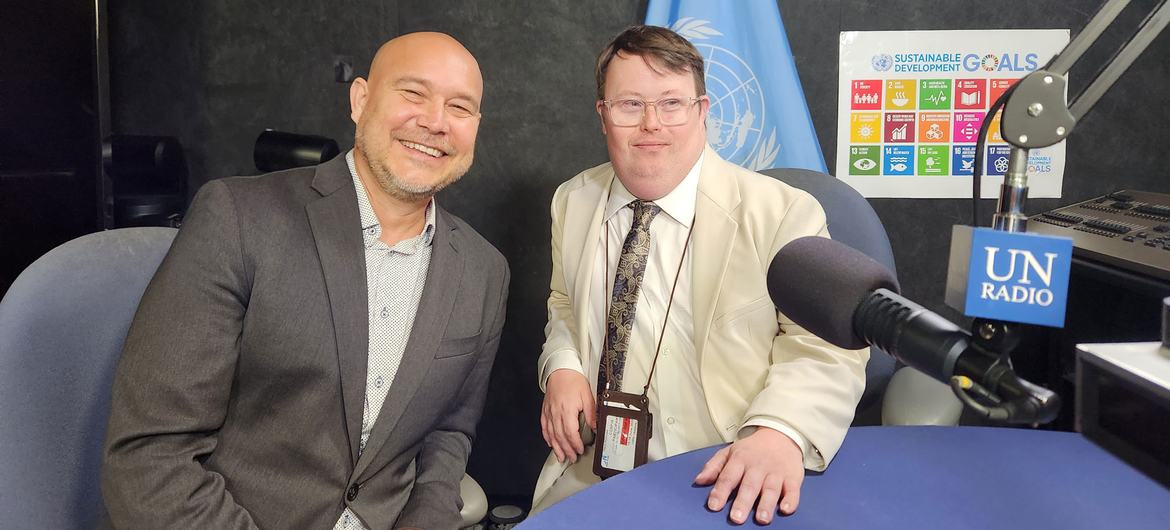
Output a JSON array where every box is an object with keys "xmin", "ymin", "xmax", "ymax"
[
  {"xmin": 0, "ymin": 227, "xmax": 177, "ymax": 529},
  {"xmin": 758, "ymin": 168, "xmax": 897, "ymax": 418}
]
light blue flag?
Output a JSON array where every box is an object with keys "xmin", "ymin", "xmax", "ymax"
[{"xmin": 645, "ymin": 0, "xmax": 827, "ymax": 172}]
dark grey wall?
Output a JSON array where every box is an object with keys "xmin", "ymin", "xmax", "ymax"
[
  {"xmin": 107, "ymin": 0, "xmax": 1170, "ymax": 501},
  {"xmin": 110, "ymin": 0, "xmax": 396, "ymax": 191}
]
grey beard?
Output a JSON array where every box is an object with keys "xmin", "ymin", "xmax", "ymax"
[
  {"xmin": 374, "ymin": 167, "xmax": 444, "ymax": 202},
  {"xmin": 356, "ymin": 132, "xmax": 463, "ymax": 202}
]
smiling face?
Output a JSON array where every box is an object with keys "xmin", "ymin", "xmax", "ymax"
[
  {"xmin": 597, "ymin": 52, "xmax": 708, "ymax": 201},
  {"xmin": 350, "ymin": 32, "xmax": 483, "ymax": 203}
]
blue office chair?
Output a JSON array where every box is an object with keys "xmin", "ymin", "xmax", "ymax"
[
  {"xmin": 0, "ymin": 227, "xmax": 487, "ymax": 528},
  {"xmin": 760, "ymin": 168, "xmax": 960, "ymax": 426},
  {"xmin": 0, "ymin": 228, "xmax": 175, "ymax": 528}
]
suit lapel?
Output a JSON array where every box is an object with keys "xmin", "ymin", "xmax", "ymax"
[
  {"xmin": 565, "ymin": 171, "xmax": 614, "ymax": 382},
  {"xmin": 353, "ymin": 208, "xmax": 463, "ymax": 479},
  {"xmin": 692, "ymin": 148, "xmax": 740, "ymax": 360},
  {"xmin": 305, "ymin": 157, "xmax": 368, "ymax": 466}
]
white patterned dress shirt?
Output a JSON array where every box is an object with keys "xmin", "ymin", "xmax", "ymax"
[{"xmin": 335, "ymin": 150, "xmax": 435, "ymax": 530}]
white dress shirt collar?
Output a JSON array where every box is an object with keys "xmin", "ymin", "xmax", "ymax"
[
  {"xmin": 346, "ymin": 149, "xmax": 436, "ymax": 251},
  {"xmin": 604, "ymin": 150, "xmax": 705, "ymax": 228}
]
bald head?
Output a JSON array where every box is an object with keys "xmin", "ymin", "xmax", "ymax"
[
  {"xmin": 367, "ymin": 32, "xmax": 483, "ymax": 102},
  {"xmin": 349, "ymin": 32, "xmax": 484, "ymax": 206}
]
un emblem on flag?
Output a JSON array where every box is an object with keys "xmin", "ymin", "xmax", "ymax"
[{"xmin": 671, "ymin": 18, "xmax": 781, "ymax": 170}]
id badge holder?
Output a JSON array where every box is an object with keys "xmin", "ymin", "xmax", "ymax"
[{"xmin": 592, "ymin": 390, "xmax": 652, "ymax": 479}]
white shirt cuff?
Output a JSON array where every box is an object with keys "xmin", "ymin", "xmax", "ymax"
[
  {"xmin": 539, "ymin": 348, "xmax": 584, "ymax": 391},
  {"xmin": 738, "ymin": 419, "xmax": 826, "ymax": 471}
]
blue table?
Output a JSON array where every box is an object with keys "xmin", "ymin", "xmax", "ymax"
[{"xmin": 520, "ymin": 426, "xmax": 1170, "ymax": 529}]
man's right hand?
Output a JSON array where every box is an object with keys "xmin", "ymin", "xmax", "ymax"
[{"xmin": 540, "ymin": 368, "xmax": 596, "ymax": 464}]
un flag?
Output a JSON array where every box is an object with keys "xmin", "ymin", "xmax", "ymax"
[{"xmin": 645, "ymin": 0, "xmax": 827, "ymax": 172}]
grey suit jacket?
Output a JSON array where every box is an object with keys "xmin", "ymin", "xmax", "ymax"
[{"xmin": 101, "ymin": 155, "xmax": 509, "ymax": 529}]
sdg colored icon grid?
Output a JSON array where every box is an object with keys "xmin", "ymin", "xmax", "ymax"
[{"xmin": 847, "ymin": 78, "xmax": 1017, "ymax": 177}]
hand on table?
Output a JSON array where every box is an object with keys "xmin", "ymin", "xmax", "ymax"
[
  {"xmin": 540, "ymin": 368, "xmax": 596, "ymax": 464},
  {"xmin": 694, "ymin": 427, "xmax": 805, "ymax": 525}
]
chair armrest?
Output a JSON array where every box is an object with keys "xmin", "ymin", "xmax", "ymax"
[
  {"xmin": 459, "ymin": 474, "xmax": 488, "ymax": 528},
  {"xmin": 881, "ymin": 367, "xmax": 963, "ymax": 426}
]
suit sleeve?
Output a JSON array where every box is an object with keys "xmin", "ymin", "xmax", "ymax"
[
  {"xmin": 536, "ymin": 183, "xmax": 585, "ymax": 391},
  {"xmin": 395, "ymin": 258, "xmax": 510, "ymax": 530},
  {"xmin": 740, "ymin": 192, "xmax": 868, "ymax": 471},
  {"xmin": 102, "ymin": 179, "xmax": 258, "ymax": 529}
]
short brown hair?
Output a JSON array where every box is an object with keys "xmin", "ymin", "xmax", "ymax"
[{"xmin": 595, "ymin": 25, "xmax": 706, "ymax": 100}]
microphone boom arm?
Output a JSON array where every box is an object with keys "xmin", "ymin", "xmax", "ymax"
[{"xmin": 992, "ymin": 0, "xmax": 1170, "ymax": 232}]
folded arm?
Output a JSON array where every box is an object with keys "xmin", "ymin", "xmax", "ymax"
[
  {"xmin": 537, "ymin": 183, "xmax": 597, "ymax": 464},
  {"xmin": 102, "ymin": 180, "xmax": 258, "ymax": 529},
  {"xmin": 696, "ymin": 192, "xmax": 867, "ymax": 525}
]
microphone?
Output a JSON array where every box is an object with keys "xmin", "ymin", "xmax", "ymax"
[{"xmin": 768, "ymin": 236, "xmax": 1061, "ymax": 424}]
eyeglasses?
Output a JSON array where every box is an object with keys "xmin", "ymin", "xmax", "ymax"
[{"xmin": 600, "ymin": 96, "xmax": 702, "ymax": 127}]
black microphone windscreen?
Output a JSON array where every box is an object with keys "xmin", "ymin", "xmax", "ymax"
[{"xmin": 767, "ymin": 236, "xmax": 901, "ymax": 349}]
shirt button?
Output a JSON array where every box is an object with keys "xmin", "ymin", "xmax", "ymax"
[
  {"xmin": 367, "ymin": 227, "xmax": 376, "ymax": 235},
  {"xmin": 380, "ymin": 307, "xmax": 389, "ymax": 319},
  {"xmin": 667, "ymin": 417, "xmax": 676, "ymax": 425},
  {"xmin": 375, "ymin": 376, "xmax": 384, "ymax": 388}
]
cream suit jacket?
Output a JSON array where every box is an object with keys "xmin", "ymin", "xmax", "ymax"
[{"xmin": 533, "ymin": 147, "xmax": 867, "ymax": 505}]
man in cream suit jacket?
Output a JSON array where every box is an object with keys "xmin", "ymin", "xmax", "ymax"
[{"xmin": 533, "ymin": 26, "xmax": 866, "ymax": 526}]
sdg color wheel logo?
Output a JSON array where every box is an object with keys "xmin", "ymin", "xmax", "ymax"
[{"xmin": 981, "ymin": 54, "xmax": 1000, "ymax": 72}]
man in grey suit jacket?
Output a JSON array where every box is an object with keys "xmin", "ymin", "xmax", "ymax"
[{"xmin": 101, "ymin": 33, "xmax": 508, "ymax": 529}]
